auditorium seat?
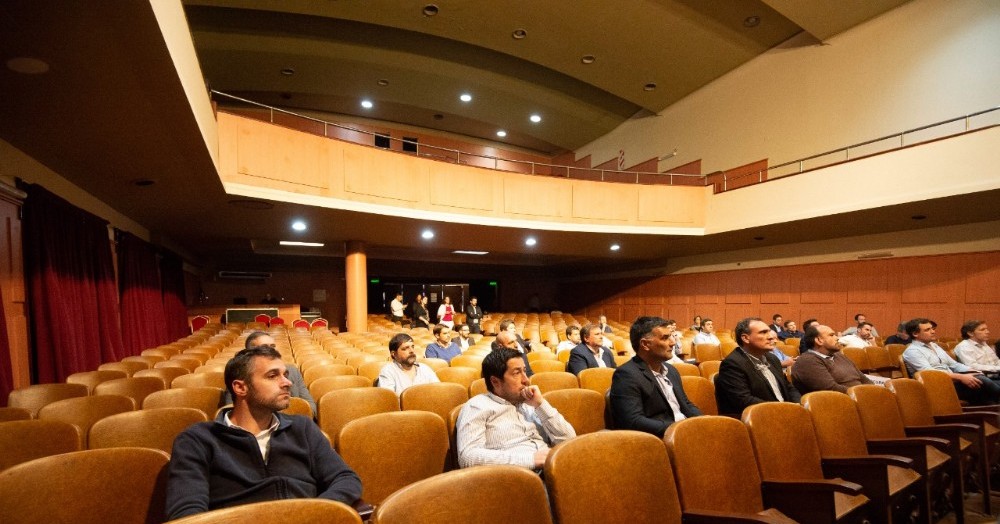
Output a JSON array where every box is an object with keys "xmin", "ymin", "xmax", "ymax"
[
  {"xmin": 528, "ymin": 359, "xmax": 565, "ymax": 373},
  {"xmin": 372, "ymin": 465, "xmax": 552, "ymax": 524},
  {"xmin": 0, "ymin": 447, "xmax": 169, "ymax": 524},
  {"xmin": 0, "ymin": 419, "xmax": 81, "ymax": 472},
  {"xmin": 89, "ymin": 407, "xmax": 207, "ymax": 453},
  {"xmin": 0, "ymin": 406, "xmax": 32, "ymax": 422},
  {"xmin": 171, "ymin": 371, "xmax": 225, "ymax": 390},
  {"xmin": 134, "ymin": 367, "xmax": 191, "ymax": 388},
  {"xmin": 310, "ymin": 375, "xmax": 373, "ymax": 403},
  {"xmin": 94, "ymin": 377, "xmax": 165, "ymax": 408},
  {"xmin": 526, "ymin": 350, "xmax": 557, "ymax": 363},
  {"xmin": 319, "ymin": 387, "xmax": 399, "ymax": 447},
  {"xmin": 98, "ymin": 360, "xmax": 149, "ymax": 377},
  {"xmin": 154, "ymin": 359, "xmax": 200, "ymax": 373},
  {"xmin": 123, "ymin": 355, "xmax": 165, "ymax": 367},
  {"xmin": 281, "ymin": 397, "xmax": 314, "ymax": 418},
  {"xmin": 556, "ymin": 350, "xmax": 571, "ymax": 364},
  {"xmin": 697, "ymin": 360, "xmax": 721, "ymax": 380},
  {"xmin": 338, "ymin": 411, "xmax": 448, "ymax": 505},
  {"xmin": 692, "ymin": 343, "xmax": 722, "ymax": 363},
  {"xmin": 400, "ymin": 382, "xmax": 468, "ymax": 423},
  {"xmin": 143, "ymin": 387, "xmax": 223, "ymax": 419},
  {"xmin": 680, "ymin": 376, "xmax": 718, "ymax": 416},
  {"xmin": 577, "ymin": 367, "xmax": 614, "ymax": 395},
  {"xmin": 529, "ymin": 371, "xmax": 579, "ymax": 394},
  {"xmin": 841, "ymin": 348, "xmax": 873, "ymax": 374},
  {"xmin": 468, "ymin": 377, "xmax": 488, "ymax": 397},
  {"xmin": 864, "ymin": 346, "xmax": 898, "ymax": 377},
  {"xmin": 672, "ymin": 362, "xmax": 700, "ymax": 377},
  {"xmin": 664, "ymin": 416, "xmax": 807, "ymax": 522},
  {"xmin": 542, "ymin": 388, "xmax": 605, "ymax": 434},
  {"xmin": 190, "ymin": 315, "xmax": 211, "ymax": 332},
  {"xmin": 416, "ymin": 357, "xmax": 448, "ymax": 372},
  {"xmin": 164, "ymin": 499, "xmax": 362, "ymax": 524},
  {"xmin": 38, "ymin": 394, "xmax": 135, "ymax": 448},
  {"xmin": 303, "ymin": 363, "xmax": 357, "ymax": 386},
  {"xmin": 436, "ymin": 367, "xmax": 479, "ymax": 391},
  {"xmin": 66, "ymin": 369, "xmax": 128, "ymax": 394},
  {"xmin": 356, "ymin": 361, "xmax": 385, "ymax": 384},
  {"xmin": 449, "ymin": 355, "xmax": 484, "ymax": 370}
]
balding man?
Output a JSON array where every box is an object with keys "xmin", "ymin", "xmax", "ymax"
[
  {"xmin": 493, "ymin": 330, "xmax": 534, "ymax": 377},
  {"xmin": 791, "ymin": 325, "xmax": 873, "ymax": 394},
  {"xmin": 716, "ymin": 318, "xmax": 801, "ymax": 416}
]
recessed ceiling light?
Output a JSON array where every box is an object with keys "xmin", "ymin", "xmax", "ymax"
[
  {"xmin": 361, "ymin": 99, "xmax": 373, "ymax": 109},
  {"xmin": 911, "ymin": 214, "xmax": 927, "ymax": 220},
  {"xmin": 280, "ymin": 241, "xmax": 324, "ymax": 247},
  {"xmin": 753, "ymin": 236, "xmax": 765, "ymax": 241},
  {"xmin": 280, "ymin": 68, "xmax": 295, "ymax": 76},
  {"xmin": 459, "ymin": 93, "xmax": 472, "ymax": 102},
  {"xmin": 643, "ymin": 83, "xmax": 657, "ymax": 91},
  {"xmin": 132, "ymin": 178, "xmax": 156, "ymax": 187},
  {"xmin": 525, "ymin": 237, "xmax": 537, "ymax": 246},
  {"xmin": 421, "ymin": 230, "xmax": 435, "ymax": 239},
  {"xmin": 291, "ymin": 221, "xmax": 307, "ymax": 231},
  {"xmin": 453, "ymin": 250, "xmax": 489, "ymax": 255},
  {"xmin": 377, "ymin": 79, "xmax": 389, "ymax": 86},
  {"xmin": 529, "ymin": 114, "xmax": 541, "ymax": 123},
  {"xmin": 496, "ymin": 130, "xmax": 507, "ymax": 138},
  {"xmin": 581, "ymin": 55, "xmax": 596, "ymax": 65},
  {"xmin": 423, "ymin": 4, "xmax": 439, "ymax": 16},
  {"xmin": 512, "ymin": 29, "xmax": 527, "ymax": 40},
  {"xmin": 744, "ymin": 15, "xmax": 761, "ymax": 28},
  {"xmin": 6, "ymin": 57, "xmax": 49, "ymax": 74},
  {"xmin": 610, "ymin": 244, "xmax": 621, "ymax": 251}
]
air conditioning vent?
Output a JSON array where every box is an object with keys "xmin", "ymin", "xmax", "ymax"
[{"xmin": 217, "ymin": 271, "xmax": 272, "ymax": 280}]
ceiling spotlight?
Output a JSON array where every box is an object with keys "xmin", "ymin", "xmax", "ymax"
[
  {"xmin": 580, "ymin": 55, "xmax": 596, "ymax": 65},
  {"xmin": 6, "ymin": 57, "xmax": 49, "ymax": 74},
  {"xmin": 280, "ymin": 68, "xmax": 295, "ymax": 76},
  {"xmin": 280, "ymin": 241, "xmax": 324, "ymax": 247},
  {"xmin": 911, "ymin": 214, "xmax": 927, "ymax": 220},
  {"xmin": 360, "ymin": 99, "xmax": 374, "ymax": 109},
  {"xmin": 459, "ymin": 93, "xmax": 472, "ymax": 102},
  {"xmin": 753, "ymin": 236, "xmax": 765, "ymax": 241},
  {"xmin": 421, "ymin": 230, "xmax": 435, "ymax": 239},
  {"xmin": 529, "ymin": 114, "xmax": 541, "ymax": 123},
  {"xmin": 453, "ymin": 250, "xmax": 489, "ymax": 255},
  {"xmin": 744, "ymin": 15, "xmax": 761, "ymax": 28},
  {"xmin": 512, "ymin": 29, "xmax": 527, "ymax": 40},
  {"xmin": 423, "ymin": 4, "xmax": 439, "ymax": 16},
  {"xmin": 377, "ymin": 79, "xmax": 389, "ymax": 86},
  {"xmin": 525, "ymin": 237, "xmax": 537, "ymax": 246},
  {"xmin": 643, "ymin": 83, "xmax": 657, "ymax": 91},
  {"xmin": 610, "ymin": 244, "xmax": 621, "ymax": 251},
  {"xmin": 291, "ymin": 221, "xmax": 307, "ymax": 231},
  {"xmin": 496, "ymin": 130, "xmax": 507, "ymax": 138}
]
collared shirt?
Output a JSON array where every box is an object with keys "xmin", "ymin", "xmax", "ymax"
[
  {"xmin": 224, "ymin": 412, "xmax": 280, "ymax": 462},
  {"xmin": 838, "ymin": 334, "xmax": 874, "ymax": 349},
  {"xmin": 587, "ymin": 344, "xmax": 608, "ymax": 368},
  {"xmin": 456, "ymin": 392, "xmax": 576, "ymax": 470},
  {"xmin": 742, "ymin": 349, "xmax": 784, "ymax": 401},
  {"xmin": 693, "ymin": 332, "xmax": 720, "ymax": 346},
  {"xmin": 954, "ymin": 339, "xmax": 1000, "ymax": 372},
  {"xmin": 650, "ymin": 366, "xmax": 686, "ymax": 422},
  {"xmin": 556, "ymin": 340, "xmax": 577, "ymax": 353},
  {"xmin": 902, "ymin": 340, "xmax": 970, "ymax": 374},
  {"xmin": 377, "ymin": 361, "xmax": 440, "ymax": 395},
  {"xmin": 390, "ymin": 299, "xmax": 404, "ymax": 317}
]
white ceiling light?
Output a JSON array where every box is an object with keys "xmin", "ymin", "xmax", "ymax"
[
  {"xmin": 525, "ymin": 237, "xmax": 537, "ymax": 246},
  {"xmin": 361, "ymin": 99, "xmax": 374, "ymax": 109},
  {"xmin": 496, "ymin": 130, "xmax": 507, "ymax": 137},
  {"xmin": 459, "ymin": 93, "xmax": 472, "ymax": 102},
  {"xmin": 610, "ymin": 244, "xmax": 621, "ymax": 251},
  {"xmin": 453, "ymin": 250, "xmax": 489, "ymax": 255},
  {"xmin": 421, "ymin": 230, "xmax": 435, "ymax": 239},
  {"xmin": 291, "ymin": 221, "xmax": 307, "ymax": 231},
  {"xmin": 529, "ymin": 114, "xmax": 541, "ymax": 123},
  {"xmin": 280, "ymin": 241, "xmax": 324, "ymax": 247}
]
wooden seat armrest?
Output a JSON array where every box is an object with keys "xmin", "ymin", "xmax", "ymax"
[
  {"xmin": 961, "ymin": 403, "xmax": 1000, "ymax": 414},
  {"xmin": 933, "ymin": 413, "xmax": 992, "ymax": 427},
  {"xmin": 823, "ymin": 454, "xmax": 914, "ymax": 469},
  {"xmin": 682, "ymin": 510, "xmax": 796, "ymax": 523},
  {"xmin": 762, "ymin": 478, "xmax": 864, "ymax": 497},
  {"xmin": 905, "ymin": 423, "xmax": 976, "ymax": 440},
  {"xmin": 867, "ymin": 437, "xmax": 948, "ymax": 467}
]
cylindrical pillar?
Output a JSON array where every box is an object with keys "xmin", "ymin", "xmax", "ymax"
[{"xmin": 345, "ymin": 240, "xmax": 367, "ymax": 333}]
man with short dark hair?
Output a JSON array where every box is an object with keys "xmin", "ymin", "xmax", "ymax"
[
  {"xmin": 453, "ymin": 323, "xmax": 475, "ymax": 350},
  {"xmin": 222, "ymin": 332, "xmax": 315, "ymax": 416},
  {"xmin": 778, "ymin": 320, "xmax": 804, "ymax": 341},
  {"xmin": 902, "ymin": 318, "xmax": 1000, "ymax": 405},
  {"xmin": 839, "ymin": 322, "xmax": 876, "ymax": 348},
  {"xmin": 598, "ymin": 315, "xmax": 613, "ymax": 334},
  {"xmin": 567, "ymin": 323, "xmax": 617, "ymax": 375},
  {"xmin": 843, "ymin": 313, "xmax": 880, "ymax": 338},
  {"xmin": 692, "ymin": 318, "xmax": 720, "ymax": 346},
  {"xmin": 609, "ymin": 316, "xmax": 702, "ymax": 437},
  {"xmin": 954, "ymin": 321, "xmax": 999, "ymax": 374},
  {"xmin": 883, "ymin": 322, "xmax": 910, "ymax": 346},
  {"xmin": 556, "ymin": 325, "xmax": 581, "ymax": 353},
  {"xmin": 389, "ymin": 292, "xmax": 407, "ymax": 325},
  {"xmin": 791, "ymin": 325, "xmax": 873, "ymax": 394},
  {"xmin": 166, "ymin": 347, "xmax": 361, "ymax": 520},
  {"xmin": 770, "ymin": 314, "xmax": 784, "ymax": 334},
  {"xmin": 465, "ymin": 296, "xmax": 484, "ymax": 334},
  {"xmin": 425, "ymin": 324, "xmax": 462, "ymax": 363},
  {"xmin": 716, "ymin": 318, "xmax": 801, "ymax": 416},
  {"xmin": 456, "ymin": 347, "xmax": 575, "ymax": 470},
  {"xmin": 378, "ymin": 333, "xmax": 440, "ymax": 395}
]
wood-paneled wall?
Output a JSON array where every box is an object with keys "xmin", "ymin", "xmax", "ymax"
[{"xmin": 564, "ymin": 250, "xmax": 1000, "ymax": 338}]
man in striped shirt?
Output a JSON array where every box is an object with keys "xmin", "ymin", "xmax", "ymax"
[{"xmin": 456, "ymin": 347, "xmax": 576, "ymax": 470}]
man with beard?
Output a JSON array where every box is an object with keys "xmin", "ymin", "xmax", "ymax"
[
  {"xmin": 456, "ymin": 347, "xmax": 576, "ymax": 470},
  {"xmin": 378, "ymin": 333, "xmax": 440, "ymax": 395},
  {"xmin": 166, "ymin": 346, "xmax": 361, "ymax": 520},
  {"xmin": 222, "ymin": 331, "xmax": 315, "ymax": 417},
  {"xmin": 791, "ymin": 324, "xmax": 873, "ymax": 394}
]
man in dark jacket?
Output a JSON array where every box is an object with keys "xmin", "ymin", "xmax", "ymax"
[
  {"xmin": 716, "ymin": 317, "xmax": 801, "ymax": 416},
  {"xmin": 166, "ymin": 346, "xmax": 361, "ymax": 520}
]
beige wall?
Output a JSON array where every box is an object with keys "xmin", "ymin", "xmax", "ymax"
[{"xmin": 575, "ymin": 0, "xmax": 1000, "ymax": 176}]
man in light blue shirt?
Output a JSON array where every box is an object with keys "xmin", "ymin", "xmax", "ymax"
[{"xmin": 902, "ymin": 318, "xmax": 1000, "ymax": 405}]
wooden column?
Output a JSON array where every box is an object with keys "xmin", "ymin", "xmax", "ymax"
[
  {"xmin": 345, "ymin": 241, "xmax": 367, "ymax": 333},
  {"xmin": 0, "ymin": 182, "xmax": 30, "ymax": 391}
]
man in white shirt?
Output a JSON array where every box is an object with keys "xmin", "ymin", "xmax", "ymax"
[
  {"xmin": 556, "ymin": 325, "xmax": 581, "ymax": 353},
  {"xmin": 843, "ymin": 313, "xmax": 880, "ymax": 338},
  {"xmin": 954, "ymin": 320, "xmax": 1000, "ymax": 374},
  {"xmin": 839, "ymin": 322, "xmax": 876, "ymax": 348},
  {"xmin": 389, "ymin": 292, "xmax": 406, "ymax": 325},
  {"xmin": 378, "ymin": 333, "xmax": 439, "ymax": 395},
  {"xmin": 456, "ymin": 347, "xmax": 576, "ymax": 470},
  {"xmin": 692, "ymin": 318, "xmax": 720, "ymax": 347},
  {"xmin": 902, "ymin": 318, "xmax": 1000, "ymax": 405}
]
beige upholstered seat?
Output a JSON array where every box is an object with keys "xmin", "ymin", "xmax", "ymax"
[
  {"xmin": 164, "ymin": 499, "xmax": 362, "ymax": 524},
  {"xmin": 142, "ymin": 386, "xmax": 224, "ymax": 419},
  {"xmin": 93, "ymin": 377, "xmax": 165, "ymax": 407},
  {"xmin": 318, "ymin": 387, "xmax": 400, "ymax": 447},
  {"xmin": 400, "ymin": 382, "xmax": 468, "ymax": 423},
  {"xmin": 0, "ymin": 419, "xmax": 81, "ymax": 472},
  {"xmin": 89, "ymin": 407, "xmax": 207, "ymax": 453},
  {"xmin": 38, "ymin": 394, "xmax": 135, "ymax": 447},
  {"xmin": 66, "ymin": 370, "xmax": 129, "ymax": 394}
]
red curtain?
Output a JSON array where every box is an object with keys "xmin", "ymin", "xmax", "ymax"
[
  {"xmin": 160, "ymin": 252, "xmax": 190, "ymax": 341},
  {"xmin": 23, "ymin": 185, "xmax": 124, "ymax": 383},
  {"xmin": 118, "ymin": 232, "xmax": 169, "ymax": 355},
  {"xmin": 0, "ymin": 281, "xmax": 14, "ymax": 405}
]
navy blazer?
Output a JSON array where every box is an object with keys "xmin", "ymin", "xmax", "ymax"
[
  {"xmin": 566, "ymin": 343, "xmax": 617, "ymax": 375},
  {"xmin": 715, "ymin": 348, "xmax": 801, "ymax": 416},
  {"xmin": 609, "ymin": 356, "xmax": 702, "ymax": 437}
]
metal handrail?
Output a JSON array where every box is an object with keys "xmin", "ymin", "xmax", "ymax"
[{"xmin": 211, "ymin": 90, "xmax": 701, "ymax": 185}]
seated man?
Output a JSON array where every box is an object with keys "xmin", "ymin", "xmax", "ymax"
[
  {"xmin": 769, "ymin": 314, "xmax": 784, "ymax": 335},
  {"xmin": 166, "ymin": 346, "xmax": 361, "ymax": 520},
  {"xmin": 610, "ymin": 316, "xmax": 702, "ymax": 437},
  {"xmin": 883, "ymin": 322, "xmax": 910, "ymax": 346},
  {"xmin": 453, "ymin": 323, "xmax": 476, "ymax": 351},
  {"xmin": 425, "ymin": 324, "xmax": 462, "ymax": 363},
  {"xmin": 567, "ymin": 323, "xmax": 617, "ymax": 375},
  {"xmin": 791, "ymin": 324, "xmax": 873, "ymax": 394},
  {"xmin": 692, "ymin": 318, "xmax": 720, "ymax": 347},
  {"xmin": 777, "ymin": 320, "xmax": 804, "ymax": 341},
  {"xmin": 769, "ymin": 330, "xmax": 795, "ymax": 368},
  {"xmin": 953, "ymin": 320, "xmax": 1000, "ymax": 375},
  {"xmin": 716, "ymin": 318, "xmax": 801, "ymax": 416},
  {"xmin": 839, "ymin": 322, "xmax": 876, "ymax": 348},
  {"xmin": 491, "ymin": 330, "xmax": 534, "ymax": 377},
  {"xmin": 598, "ymin": 315, "xmax": 614, "ymax": 334},
  {"xmin": 223, "ymin": 331, "xmax": 316, "ymax": 417},
  {"xmin": 843, "ymin": 313, "xmax": 880, "ymax": 338},
  {"xmin": 378, "ymin": 333, "xmax": 440, "ymax": 395},
  {"xmin": 556, "ymin": 325, "xmax": 581, "ymax": 353},
  {"xmin": 902, "ymin": 318, "xmax": 1000, "ymax": 405},
  {"xmin": 456, "ymin": 347, "xmax": 576, "ymax": 470}
]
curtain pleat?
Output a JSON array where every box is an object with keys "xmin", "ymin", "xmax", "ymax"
[{"xmin": 118, "ymin": 232, "xmax": 170, "ymax": 355}]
